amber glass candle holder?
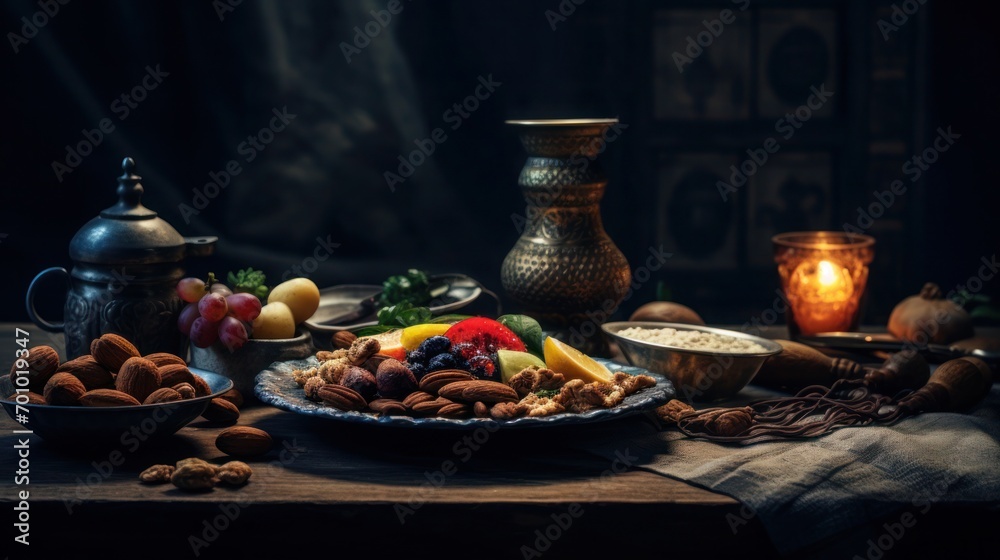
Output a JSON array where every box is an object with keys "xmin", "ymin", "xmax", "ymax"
[{"xmin": 772, "ymin": 232, "xmax": 875, "ymax": 337}]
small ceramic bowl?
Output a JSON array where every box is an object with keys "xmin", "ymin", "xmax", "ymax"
[
  {"xmin": 602, "ymin": 322, "xmax": 782, "ymax": 401},
  {"xmin": 189, "ymin": 328, "xmax": 314, "ymax": 399},
  {"xmin": 0, "ymin": 369, "xmax": 232, "ymax": 445}
]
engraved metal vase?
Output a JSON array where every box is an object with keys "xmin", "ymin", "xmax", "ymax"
[{"xmin": 501, "ymin": 119, "xmax": 631, "ymax": 354}]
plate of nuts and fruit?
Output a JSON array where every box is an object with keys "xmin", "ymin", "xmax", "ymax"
[
  {"xmin": 2, "ymin": 333, "xmax": 233, "ymax": 444},
  {"xmin": 254, "ymin": 315, "xmax": 674, "ymax": 429}
]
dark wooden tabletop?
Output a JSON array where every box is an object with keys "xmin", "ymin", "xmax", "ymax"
[{"xmin": 2, "ymin": 323, "xmax": 997, "ymax": 559}]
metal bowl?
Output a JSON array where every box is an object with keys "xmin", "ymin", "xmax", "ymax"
[
  {"xmin": 189, "ymin": 328, "xmax": 313, "ymax": 399},
  {"xmin": 0, "ymin": 369, "xmax": 232, "ymax": 446},
  {"xmin": 601, "ymin": 322, "xmax": 782, "ymax": 401}
]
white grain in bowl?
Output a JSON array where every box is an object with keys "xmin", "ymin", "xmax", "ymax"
[{"xmin": 616, "ymin": 327, "xmax": 768, "ymax": 353}]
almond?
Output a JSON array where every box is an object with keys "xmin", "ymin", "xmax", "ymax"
[
  {"xmin": 6, "ymin": 392, "xmax": 46, "ymax": 405},
  {"xmin": 474, "ymin": 401, "xmax": 489, "ymax": 418},
  {"xmin": 144, "ymin": 387, "xmax": 182, "ymax": 405},
  {"xmin": 190, "ymin": 374, "xmax": 212, "ymax": 397},
  {"xmin": 144, "ymin": 352, "xmax": 187, "ymax": 368},
  {"xmin": 368, "ymin": 399, "xmax": 408, "ymax": 415},
  {"xmin": 173, "ymin": 382, "xmax": 196, "ymax": 399},
  {"xmin": 57, "ymin": 355, "xmax": 113, "ymax": 390},
  {"xmin": 158, "ymin": 363, "xmax": 195, "ymax": 387},
  {"xmin": 115, "ymin": 357, "xmax": 161, "ymax": 402},
  {"xmin": 438, "ymin": 379, "xmax": 518, "ymax": 404},
  {"xmin": 91, "ymin": 333, "xmax": 140, "ymax": 373},
  {"xmin": 331, "ymin": 330, "xmax": 358, "ymax": 349},
  {"xmin": 411, "ymin": 397, "xmax": 455, "ymax": 415},
  {"xmin": 418, "ymin": 369, "xmax": 476, "ymax": 394},
  {"xmin": 402, "ymin": 391, "xmax": 435, "ymax": 408},
  {"xmin": 9, "ymin": 345, "xmax": 59, "ymax": 393},
  {"xmin": 201, "ymin": 398, "xmax": 240, "ymax": 424},
  {"xmin": 437, "ymin": 402, "xmax": 471, "ymax": 418},
  {"xmin": 80, "ymin": 388, "xmax": 141, "ymax": 407},
  {"xmin": 216, "ymin": 426, "xmax": 273, "ymax": 458},
  {"xmin": 218, "ymin": 388, "xmax": 244, "ymax": 409},
  {"xmin": 317, "ymin": 384, "xmax": 367, "ymax": 411},
  {"xmin": 43, "ymin": 372, "xmax": 86, "ymax": 405}
]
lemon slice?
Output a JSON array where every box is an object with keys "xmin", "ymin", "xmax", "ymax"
[
  {"xmin": 399, "ymin": 324, "xmax": 451, "ymax": 351},
  {"xmin": 543, "ymin": 337, "xmax": 612, "ymax": 383}
]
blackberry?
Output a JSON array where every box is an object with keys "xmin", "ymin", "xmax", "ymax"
[
  {"xmin": 450, "ymin": 342, "xmax": 480, "ymax": 362},
  {"xmin": 468, "ymin": 354, "xmax": 498, "ymax": 381},
  {"xmin": 427, "ymin": 352, "xmax": 459, "ymax": 372},
  {"xmin": 417, "ymin": 335, "xmax": 451, "ymax": 358},
  {"xmin": 408, "ymin": 362, "xmax": 427, "ymax": 380},
  {"xmin": 406, "ymin": 349, "xmax": 427, "ymax": 365}
]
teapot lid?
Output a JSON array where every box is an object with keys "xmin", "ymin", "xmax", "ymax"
[{"xmin": 69, "ymin": 157, "xmax": 187, "ymax": 264}]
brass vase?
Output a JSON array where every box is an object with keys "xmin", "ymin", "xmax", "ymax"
[{"xmin": 501, "ymin": 119, "xmax": 631, "ymax": 355}]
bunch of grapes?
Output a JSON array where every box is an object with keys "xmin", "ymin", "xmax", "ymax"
[{"xmin": 176, "ymin": 277, "xmax": 262, "ymax": 352}]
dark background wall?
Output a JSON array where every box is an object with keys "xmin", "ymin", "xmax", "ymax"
[{"xmin": 1, "ymin": 0, "xmax": 997, "ymax": 327}]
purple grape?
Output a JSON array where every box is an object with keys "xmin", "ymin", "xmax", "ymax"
[
  {"xmin": 210, "ymin": 283, "xmax": 233, "ymax": 297},
  {"xmin": 218, "ymin": 316, "xmax": 248, "ymax": 352},
  {"xmin": 176, "ymin": 277, "xmax": 206, "ymax": 303},
  {"xmin": 198, "ymin": 292, "xmax": 228, "ymax": 322},
  {"xmin": 177, "ymin": 303, "xmax": 200, "ymax": 336},
  {"xmin": 226, "ymin": 293, "xmax": 262, "ymax": 323},
  {"xmin": 189, "ymin": 317, "xmax": 220, "ymax": 348}
]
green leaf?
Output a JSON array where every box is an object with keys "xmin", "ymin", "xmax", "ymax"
[
  {"xmin": 497, "ymin": 314, "xmax": 545, "ymax": 358},
  {"xmin": 379, "ymin": 269, "xmax": 432, "ymax": 307}
]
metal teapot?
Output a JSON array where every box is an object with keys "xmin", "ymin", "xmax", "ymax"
[{"xmin": 27, "ymin": 157, "xmax": 216, "ymax": 359}]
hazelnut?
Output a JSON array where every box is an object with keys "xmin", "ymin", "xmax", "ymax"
[
  {"xmin": 340, "ymin": 366, "xmax": 377, "ymax": 401},
  {"xmin": 375, "ymin": 359, "xmax": 417, "ymax": 400}
]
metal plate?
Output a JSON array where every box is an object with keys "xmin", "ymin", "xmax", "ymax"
[
  {"xmin": 254, "ymin": 358, "xmax": 674, "ymax": 431},
  {"xmin": 304, "ymin": 273, "xmax": 482, "ymax": 335}
]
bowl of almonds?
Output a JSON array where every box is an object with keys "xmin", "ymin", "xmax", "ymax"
[{"xmin": 1, "ymin": 333, "xmax": 233, "ymax": 445}]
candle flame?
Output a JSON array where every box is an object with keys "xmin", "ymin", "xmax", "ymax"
[{"xmin": 817, "ymin": 260, "xmax": 838, "ymax": 287}]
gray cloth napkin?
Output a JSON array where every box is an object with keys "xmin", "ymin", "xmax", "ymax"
[{"xmin": 570, "ymin": 385, "xmax": 1000, "ymax": 555}]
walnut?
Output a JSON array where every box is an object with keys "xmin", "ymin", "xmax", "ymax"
[
  {"xmin": 318, "ymin": 358, "xmax": 351, "ymax": 384},
  {"xmin": 655, "ymin": 399, "xmax": 696, "ymax": 426},
  {"xmin": 520, "ymin": 393, "xmax": 566, "ymax": 417},
  {"xmin": 171, "ymin": 458, "xmax": 218, "ymax": 491},
  {"xmin": 347, "ymin": 337, "xmax": 381, "ymax": 365},
  {"xmin": 303, "ymin": 377, "xmax": 327, "ymax": 401},
  {"xmin": 554, "ymin": 379, "xmax": 621, "ymax": 412},
  {"xmin": 217, "ymin": 461, "xmax": 253, "ymax": 486},
  {"xmin": 507, "ymin": 366, "xmax": 566, "ymax": 398},
  {"xmin": 139, "ymin": 464, "xmax": 174, "ymax": 484},
  {"xmin": 293, "ymin": 367, "xmax": 320, "ymax": 386},
  {"xmin": 681, "ymin": 407, "xmax": 754, "ymax": 437},
  {"xmin": 332, "ymin": 331, "xmax": 358, "ymax": 349},
  {"xmin": 611, "ymin": 372, "xmax": 656, "ymax": 395}
]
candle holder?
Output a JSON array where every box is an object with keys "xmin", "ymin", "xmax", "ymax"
[{"xmin": 772, "ymin": 231, "xmax": 875, "ymax": 337}]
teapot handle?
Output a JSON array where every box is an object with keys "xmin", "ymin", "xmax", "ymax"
[{"xmin": 26, "ymin": 267, "xmax": 68, "ymax": 333}]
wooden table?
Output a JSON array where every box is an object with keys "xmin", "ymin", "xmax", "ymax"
[{"xmin": 2, "ymin": 324, "xmax": 997, "ymax": 559}]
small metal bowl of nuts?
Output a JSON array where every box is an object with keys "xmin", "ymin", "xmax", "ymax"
[
  {"xmin": 2, "ymin": 335, "xmax": 233, "ymax": 445},
  {"xmin": 602, "ymin": 322, "xmax": 782, "ymax": 402}
]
